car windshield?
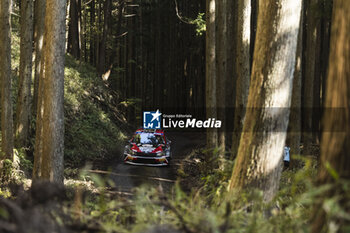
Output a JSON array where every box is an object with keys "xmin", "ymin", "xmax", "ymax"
[{"xmin": 133, "ymin": 133, "xmax": 164, "ymax": 145}]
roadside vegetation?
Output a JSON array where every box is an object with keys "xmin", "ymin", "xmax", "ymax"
[
  {"xmin": 2, "ymin": 147, "xmax": 349, "ymax": 233},
  {"xmin": 64, "ymin": 55, "xmax": 127, "ymax": 167}
]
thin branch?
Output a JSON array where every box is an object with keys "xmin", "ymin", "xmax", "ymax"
[
  {"xmin": 174, "ymin": 0, "xmax": 194, "ymax": 25},
  {"xmin": 82, "ymin": 0, "xmax": 93, "ymax": 7},
  {"xmin": 123, "ymin": 14, "xmax": 136, "ymax": 18},
  {"xmin": 11, "ymin": 12, "xmax": 20, "ymax": 17},
  {"xmin": 116, "ymin": 31, "xmax": 128, "ymax": 38}
]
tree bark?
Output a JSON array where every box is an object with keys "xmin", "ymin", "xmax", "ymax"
[
  {"xmin": 206, "ymin": 0, "xmax": 217, "ymax": 149},
  {"xmin": 216, "ymin": 0, "xmax": 227, "ymax": 166},
  {"xmin": 33, "ymin": 53, "xmax": 45, "ymax": 179},
  {"xmin": 95, "ymin": 0, "xmax": 102, "ymax": 70},
  {"xmin": 287, "ymin": 1, "xmax": 304, "ymax": 168},
  {"xmin": 224, "ymin": 0, "xmax": 237, "ymax": 151},
  {"xmin": 16, "ymin": 0, "xmax": 34, "ymax": 148},
  {"xmin": 33, "ymin": 0, "xmax": 46, "ymax": 180},
  {"xmin": 68, "ymin": 0, "xmax": 80, "ymax": 59},
  {"xmin": 36, "ymin": 0, "xmax": 66, "ymax": 183},
  {"xmin": 228, "ymin": 0, "xmax": 302, "ymax": 202},
  {"xmin": 311, "ymin": 1, "xmax": 350, "ymax": 231},
  {"xmin": 97, "ymin": 0, "xmax": 111, "ymax": 74},
  {"xmin": 0, "ymin": 0, "xmax": 14, "ymax": 160},
  {"xmin": 303, "ymin": 0, "xmax": 321, "ymax": 149},
  {"xmin": 231, "ymin": 0, "xmax": 251, "ymax": 158},
  {"xmin": 80, "ymin": 0, "xmax": 87, "ymax": 62},
  {"xmin": 89, "ymin": 0, "xmax": 96, "ymax": 65},
  {"xmin": 33, "ymin": 0, "xmax": 46, "ymax": 118},
  {"xmin": 318, "ymin": 0, "xmax": 333, "ymax": 141},
  {"xmin": 320, "ymin": 0, "xmax": 332, "ymax": 110}
]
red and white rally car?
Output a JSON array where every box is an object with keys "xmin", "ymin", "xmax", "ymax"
[{"xmin": 123, "ymin": 128, "xmax": 172, "ymax": 166}]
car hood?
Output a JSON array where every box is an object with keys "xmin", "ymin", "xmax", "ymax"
[
  {"xmin": 132, "ymin": 144, "xmax": 163, "ymax": 153},
  {"xmin": 139, "ymin": 145, "xmax": 156, "ymax": 153}
]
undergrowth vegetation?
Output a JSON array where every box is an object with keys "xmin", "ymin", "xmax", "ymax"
[
  {"xmin": 54, "ymin": 153, "xmax": 349, "ymax": 233},
  {"xmin": 64, "ymin": 55, "xmax": 127, "ymax": 167},
  {"xmin": 8, "ymin": 32, "xmax": 128, "ymax": 169}
]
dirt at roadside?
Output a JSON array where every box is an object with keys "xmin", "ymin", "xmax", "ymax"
[{"xmin": 177, "ymin": 149, "xmax": 207, "ymax": 192}]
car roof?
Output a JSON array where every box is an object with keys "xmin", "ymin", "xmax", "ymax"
[{"xmin": 135, "ymin": 128, "xmax": 164, "ymax": 135}]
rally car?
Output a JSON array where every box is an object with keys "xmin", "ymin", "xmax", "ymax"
[{"xmin": 123, "ymin": 128, "xmax": 172, "ymax": 166}]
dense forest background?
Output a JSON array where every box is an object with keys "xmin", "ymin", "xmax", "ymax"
[
  {"xmin": 67, "ymin": 0, "xmax": 207, "ymax": 115},
  {"xmin": 0, "ymin": 0, "xmax": 349, "ymax": 232}
]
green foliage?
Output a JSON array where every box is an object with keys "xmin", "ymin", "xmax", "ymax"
[
  {"xmin": 0, "ymin": 188, "xmax": 11, "ymax": 198},
  {"xmin": 65, "ymin": 155, "xmax": 349, "ymax": 233},
  {"xmin": 2, "ymin": 150, "xmax": 349, "ymax": 232},
  {"xmin": 64, "ymin": 55, "xmax": 126, "ymax": 167},
  {"xmin": 325, "ymin": 162, "xmax": 339, "ymax": 181},
  {"xmin": 0, "ymin": 159, "xmax": 13, "ymax": 183},
  {"xmin": 0, "ymin": 206, "xmax": 9, "ymax": 219},
  {"xmin": 191, "ymin": 13, "xmax": 206, "ymax": 36},
  {"xmin": 10, "ymin": 31, "xmax": 20, "ymax": 70},
  {"xmin": 14, "ymin": 148, "xmax": 33, "ymax": 172},
  {"xmin": 10, "ymin": 32, "xmax": 20, "ymax": 110}
]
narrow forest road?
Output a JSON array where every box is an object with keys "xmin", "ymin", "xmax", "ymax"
[{"xmin": 89, "ymin": 132, "xmax": 205, "ymax": 195}]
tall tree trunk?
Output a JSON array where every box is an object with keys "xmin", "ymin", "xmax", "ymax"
[
  {"xmin": 206, "ymin": 0, "xmax": 217, "ymax": 150},
  {"xmin": 138, "ymin": 1, "xmax": 143, "ymax": 111},
  {"xmin": 95, "ymin": 0, "xmax": 102, "ymax": 70},
  {"xmin": 33, "ymin": 0, "xmax": 46, "ymax": 180},
  {"xmin": 231, "ymin": 0, "xmax": 251, "ymax": 158},
  {"xmin": 303, "ymin": 0, "xmax": 321, "ymax": 150},
  {"xmin": 97, "ymin": 0, "xmax": 111, "ymax": 74},
  {"xmin": 287, "ymin": 1, "xmax": 304, "ymax": 168},
  {"xmin": 127, "ymin": 5, "xmax": 136, "ymax": 124},
  {"xmin": 224, "ymin": 0, "xmax": 237, "ymax": 151},
  {"xmin": 320, "ymin": 0, "xmax": 332, "ymax": 109},
  {"xmin": 16, "ymin": 0, "xmax": 34, "ymax": 148},
  {"xmin": 68, "ymin": 0, "xmax": 80, "ymax": 59},
  {"xmin": 216, "ymin": 0, "xmax": 227, "ymax": 166},
  {"xmin": 89, "ymin": 0, "xmax": 96, "ymax": 65},
  {"xmin": 311, "ymin": 1, "xmax": 350, "ymax": 231},
  {"xmin": 65, "ymin": 0, "xmax": 71, "ymax": 52},
  {"xmin": 33, "ymin": 53, "xmax": 44, "ymax": 180},
  {"xmin": 33, "ymin": 0, "xmax": 46, "ymax": 118},
  {"xmin": 228, "ymin": 0, "xmax": 302, "ymax": 202},
  {"xmin": 80, "ymin": 0, "xmax": 86, "ymax": 62},
  {"xmin": 0, "ymin": 0, "xmax": 14, "ymax": 160},
  {"xmin": 36, "ymin": 0, "xmax": 66, "ymax": 183},
  {"xmin": 319, "ymin": 0, "xmax": 333, "ymax": 140}
]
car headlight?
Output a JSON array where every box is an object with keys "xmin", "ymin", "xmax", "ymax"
[{"xmin": 156, "ymin": 151, "xmax": 165, "ymax": 157}]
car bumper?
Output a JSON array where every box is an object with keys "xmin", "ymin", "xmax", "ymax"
[{"xmin": 123, "ymin": 154, "xmax": 169, "ymax": 166}]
